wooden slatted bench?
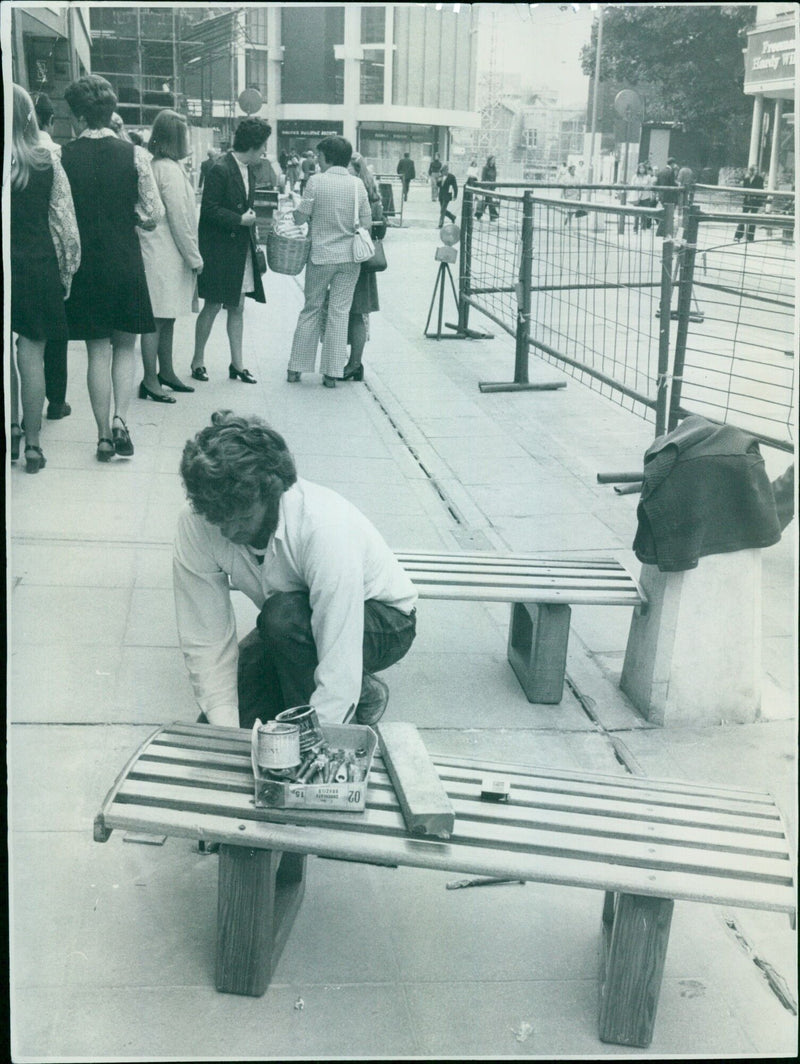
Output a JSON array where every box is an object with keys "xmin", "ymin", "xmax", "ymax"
[
  {"xmin": 395, "ymin": 551, "xmax": 646, "ymax": 703},
  {"xmin": 95, "ymin": 721, "xmax": 795, "ymax": 1049}
]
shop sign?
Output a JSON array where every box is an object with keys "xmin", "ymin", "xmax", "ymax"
[
  {"xmin": 277, "ymin": 120, "xmax": 343, "ymax": 138},
  {"xmin": 744, "ymin": 24, "xmax": 796, "ymax": 90}
]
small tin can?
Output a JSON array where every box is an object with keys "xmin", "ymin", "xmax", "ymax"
[
  {"xmin": 256, "ymin": 721, "xmax": 301, "ymax": 772},
  {"xmin": 276, "ymin": 704, "xmax": 324, "ymax": 755}
]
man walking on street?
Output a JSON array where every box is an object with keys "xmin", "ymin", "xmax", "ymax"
[
  {"xmin": 437, "ymin": 164, "xmax": 458, "ymax": 227},
  {"xmin": 286, "ymin": 136, "xmax": 372, "ymax": 387},
  {"xmin": 428, "ymin": 151, "xmax": 442, "ymax": 200},
  {"xmin": 734, "ymin": 165, "xmax": 764, "ymax": 243},
  {"xmin": 174, "ymin": 411, "xmax": 418, "ymax": 729},
  {"xmin": 396, "ymin": 151, "xmax": 416, "ymax": 201}
]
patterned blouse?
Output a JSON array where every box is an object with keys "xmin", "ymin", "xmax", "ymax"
[{"xmin": 47, "ymin": 156, "xmax": 81, "ymax": 298}]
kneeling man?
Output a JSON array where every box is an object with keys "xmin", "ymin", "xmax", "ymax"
[{"xmin": 174, "ymin": 410, "xmax": 417, "ymax": 728}]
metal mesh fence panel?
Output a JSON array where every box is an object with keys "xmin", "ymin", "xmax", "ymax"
[
  {"xmin": 460, "ymin": 183, "xmax": 795, "ymax": 449},
  {"xmin": 464, "ymin": 190, "xmax": 524, "ymax": 340},
  {"xmin": 526, "ymin": 195, "xmax": 664, "ymax": 422},
  {"xmin": 670, "ymin": 208, "xmax": 795, "ymax": 452}
]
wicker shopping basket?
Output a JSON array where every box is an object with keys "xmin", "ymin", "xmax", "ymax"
[{"xmin": 266, "ymin": 226, "xmax": 311, "ymax": 275}]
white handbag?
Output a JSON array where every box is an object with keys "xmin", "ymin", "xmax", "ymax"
[{"xmin": 352, "ymin": 178, "xmax": 375, "ymax": 263}]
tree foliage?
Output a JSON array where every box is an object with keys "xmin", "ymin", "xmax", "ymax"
[{"xmin": 580, "ymin": 5, "xmax": 757, "ymax": 160}]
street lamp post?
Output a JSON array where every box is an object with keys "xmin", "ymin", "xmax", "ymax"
[{"xmin": 587, "ymin": 4, "xmax": 603, "ymax": 187}]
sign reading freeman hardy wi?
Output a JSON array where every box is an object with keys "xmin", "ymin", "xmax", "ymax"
[{"xmin": 744, "ymin": 23, "xmax": 796, "ymax": 93}]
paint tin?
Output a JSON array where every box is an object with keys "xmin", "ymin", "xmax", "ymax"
[
  {"xmin": 275, "ymin": 704, "xmax": 324, "ymax": 755},
  {"xmin": 255, "ymin": 721, "xmax": 301, "ymax": 772}
]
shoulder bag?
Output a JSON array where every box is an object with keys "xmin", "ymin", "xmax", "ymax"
[{"xmin": 352, "ymin": 179, "xmax": 375, "ymax": 263}]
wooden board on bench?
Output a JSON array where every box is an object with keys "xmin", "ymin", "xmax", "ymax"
[
  {"xmin": 95, "ymin": 721, "xmax": 795, "ymax": 1047},
  {"xmin": 395, "ymin": 551, "xmax": 646, "ymax": 703}
]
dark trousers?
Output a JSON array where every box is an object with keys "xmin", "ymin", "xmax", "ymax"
[
  {"xmin": 237, "ymin": 591, "xmax": 417, "ymax": 729},
  {"xmin": 475, "ymin": 195, "xmax": 498, "ymax": 221},
  {"xmin": 438, "ymin": 200, "xmax": 456, "ymax": 227},
  {"xmin": 735, "ymin": 205, "xmax": 758, "ymax": 242},
  {"xmin": 44, "ymin": 339, "xmax": 68, "ymax": 406}
]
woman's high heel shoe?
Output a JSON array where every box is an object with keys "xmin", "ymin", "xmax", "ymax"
[
  {"xmin": 190, "ymin": 365, "xmax": 208, "ymax": 382},
  {"xmin": 97, "ymin": 438, "xmax": 115, "ymax": 462},
  {"xmin": 139, "ymin": 381, "xmax": 176, "ymax": 404},
  {"xmin": 24, "ymin": 445, "xmax": 46, "ymax": 474},
  {"xmin": 229, "ymin": 364, "xmax": 257, "ymax": 384},
  {"xmin": 10, "ymin": 423, "xmax": 23, "ymax": 462},
  {"xmin": 322, "ymin": 375, "xmax": 336, "ymax": 389},
  {"xmin": 112, "ymin": 417, "xmax": 134, "ymax": 457},
  {"xmin": 158, "ymin": 373, "xmax": 194, "ymax": 393},
  {"xmin": 342, "ymin": 364, "xmax": 364, "ymax": 381}
]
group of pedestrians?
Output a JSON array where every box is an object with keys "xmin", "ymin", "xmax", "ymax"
[
  {"xmin": 8, "ymin": 74, "xmax": 389, "ymax": 474},
  {"xmin": 10, "ymin": 77, "xmax": 159, "ymax": 471}
]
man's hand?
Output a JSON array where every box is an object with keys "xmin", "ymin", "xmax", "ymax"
[
  {"xmin": 204, "ymin": 705, "xmax": 240, "ymax": 728},
  {"xmin": 240, "ymin": 209, "xmax": 257, "ymax": 227}
]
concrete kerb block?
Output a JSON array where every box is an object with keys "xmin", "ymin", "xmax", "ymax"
[{"xmin": 621, "ymin": 550, "xmax": 762, "ymax": 726}]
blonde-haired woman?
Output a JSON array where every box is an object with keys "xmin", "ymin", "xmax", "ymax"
[
  {"xmin": 9, "ymin": 84, "xmax": 80, "ymax": 473},
  {"xmin": 137, "ymin": 109, "xmax": 203, "ymax": 401}
]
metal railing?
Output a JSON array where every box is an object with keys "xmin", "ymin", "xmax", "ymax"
[{"xmin": 454, "ymin": 182, "xmax": 795, "ymax": 452}]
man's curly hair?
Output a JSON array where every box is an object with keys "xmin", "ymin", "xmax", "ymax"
[{"xmin": 180, "ymin": 410, "xmax": 297, "ymax": 524}]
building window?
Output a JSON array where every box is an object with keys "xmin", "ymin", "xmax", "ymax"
[
  {"xmin": 281, "ymin": 7, "xmax": 344, "ymax": 105},
  {"xmin": 361, "ymin": 6, "xmax": 385, "ymax": 44},
  {"xmin": 245, "ymin": 8, "xmax": 268, "ymax": 46},
  {"xmin": 360, "ymin": 48, "xmax": 384, "ymax": 104},
  {"xmin": 91, "ymin": 7, "xmax": 138, "ymax": 37},
  {"xmin": 139, "ymin": 9, "xmax": 174, "ymax": 41},
  {"xmin": 524, "ymin": 129, "xmax": 538, "ymax": 149},
  {"xmin": 245, "ymin": 49, "xmax": 269, "ymax": 98}
]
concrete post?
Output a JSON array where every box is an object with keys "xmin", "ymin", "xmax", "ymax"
[
  {"xmin": 748, "ymin": 94, "xmax": 764, "ymax": 169},
  {"xmin": 767, "ymin": 98, "xmax": 783, "ymax": 190},
  {"xmin": 621, "ymin": 550, "xmax": 762, "ymax": 725}
]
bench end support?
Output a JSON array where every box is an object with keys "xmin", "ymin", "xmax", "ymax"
[{"xmin": 507, "ymin": 602, "xmax": 571, "ymax": 703}]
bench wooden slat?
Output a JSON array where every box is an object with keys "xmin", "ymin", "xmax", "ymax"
[
  {"xmin": 98, "ymin": 803, "xmax": 798, "ymax": 914},
  {"xmin": 428, "ymin": 766, "xmax": 781, "ymax": 821},
  {"xmin": 152, "ymin": 729, "xmax": 769, "ymax": 804},
  {"xmin": 128, "ymin": 760, "xmax": 790, "ymax": 858},
  {"xmin": 145, "ymin": 732, "xmax": 780, "ymax": 818},
  {"xmin": 426, "ymin": 754, "xmax": 780, "ymax": 804},
  {"xmin": 113, "ymin": 778, "xmax": 792, "ymax": 887},
  {"xmin": 395, "ymin": 552, "xmax": 628, "ymax": 569},
  {"xmin": 410, "ymin": 585, "xmax": 642, "ymax": 604}
]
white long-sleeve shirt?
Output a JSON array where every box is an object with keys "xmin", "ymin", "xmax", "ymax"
[{"xmin": 173, "ymin": 478, "xmax": 418, "ymax": 725}]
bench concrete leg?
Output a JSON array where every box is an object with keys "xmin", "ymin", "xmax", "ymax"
[
  {"xmin": 599, "ymin": 891, "xmax": 674, "ymax": 1048},
  {"xmin": 215, "ymin": 845, "xmax": 307, "ymax": 996},
  {"xmin": 507, "ymin": 602, "xmax": 571, "ymax": 703}
]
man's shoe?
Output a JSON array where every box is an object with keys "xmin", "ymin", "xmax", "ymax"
[
  {"xmin": 355, "ymin": 674, "xmax": 389, "ymax": 726},
  {"xmin": 46, "ymin": 402, "xmax": 71, "ymax": 420}
]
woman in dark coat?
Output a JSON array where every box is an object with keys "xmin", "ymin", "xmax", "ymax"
[
  {"xmin": 61, "ymin": 75, "xmax": 162, "ymax": 462},
  {"xmin": 191, "ymin": 118, "xmax": 270, "ymax": 385}
]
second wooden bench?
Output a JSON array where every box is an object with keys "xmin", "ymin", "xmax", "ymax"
[{"xmin": 395, "ymin": 551, "xmax": 646, "ymax": 704}]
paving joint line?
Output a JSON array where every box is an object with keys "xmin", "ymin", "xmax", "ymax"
[{"xmin": 364, "ymin": 381, "xmax": 465, "ymax": 526}]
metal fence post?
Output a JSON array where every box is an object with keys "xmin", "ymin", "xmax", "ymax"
[
  {"xmin": 655, "ymin": 221, "xmax": 675, "ymax": 438},
  {"xmin": 458, "ymin": 185, "xmax": 474, "ymax": 336},
  {"xmin": 668, "ymin": 205, "xmax": 700, "ymax": 432},
  {"xmin": 514, "ymin": 190, "xmax": 534, "ymax": 384}
]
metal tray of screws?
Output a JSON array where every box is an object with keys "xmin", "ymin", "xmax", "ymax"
[{"xmin": 250, "ymin": 722, "xmax": 378, "ymax": 811}]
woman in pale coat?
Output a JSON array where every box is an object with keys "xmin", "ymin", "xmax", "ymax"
[{"xmin": 138, "ymin": 109, "xmax": 203, "ymax": 401}]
